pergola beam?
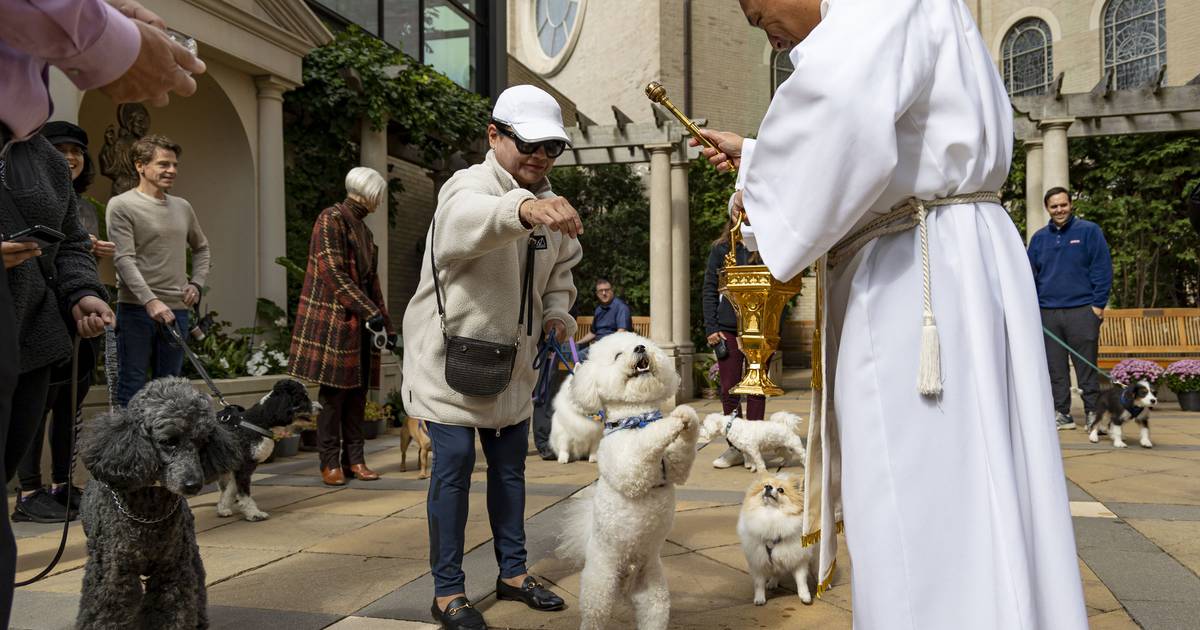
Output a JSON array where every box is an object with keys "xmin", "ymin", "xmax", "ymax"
[{"xmin": 1011, "ymin": 83, "xmax": 1200, "ymax": 141}]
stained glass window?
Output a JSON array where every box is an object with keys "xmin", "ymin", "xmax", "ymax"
[
  {"xmin": 1103, "ymin": 0, "xmax": 1166, "ymax": 90},
  {"xmin": 1001, "ymin": 18, "xmax": 1053, "ymax": 97},
  {"xmin": 536, "ymin": 0, "xmax": 580, "ymax": 58},
  {"xmin": 771, "ymin": 50, "xmax": 794, "ymax": 96}
]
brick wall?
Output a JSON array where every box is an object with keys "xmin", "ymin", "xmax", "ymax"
[{"xmin": 386, "ymin": 158, "xmax": 436, "ymax": 322}]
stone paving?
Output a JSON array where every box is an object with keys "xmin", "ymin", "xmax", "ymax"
[{"xmin": 10, "ymin": 371, "xmax": 1200, "ymax": 629}]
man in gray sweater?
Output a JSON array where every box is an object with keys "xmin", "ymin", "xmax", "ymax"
[{"xmin": 106, "ymin": 135, "xmax": 210, "ymax": 406}]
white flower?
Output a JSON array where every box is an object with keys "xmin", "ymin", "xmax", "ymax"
[
  {"xmin": 218, "ymin": 357, "xmax": 230, "ymax": 370},
  {"xmin": 248, "ymin": 363, "xmax": 268, "ymax": 377},
  {"xmin": 274, "ymin": 316, "xmax": 287, "ymax": 328},
  {"xmin": 270, "ymin": 350, "xmax": 287, "ymax": 365}
]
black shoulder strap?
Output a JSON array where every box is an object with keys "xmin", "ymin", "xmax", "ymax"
[{"xmin": 429, "ymin": 217, "xmax": 535, "ymax": 340}]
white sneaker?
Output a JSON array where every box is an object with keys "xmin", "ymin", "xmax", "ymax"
[{"xmin": 713, "ymin": 447, "xmax": 745, "ymax": 469}]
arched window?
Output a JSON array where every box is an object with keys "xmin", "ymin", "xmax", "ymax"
[
  {"xmin": 1001, "ymin": 18, "xmax": 1054, "ymax": 97},
  {"xmin": 536, "ymin": 0, "xmax": 580, "ymax": 59},
  {"xmin": 1103, "ymin": 0, "xmax": 1166, "ymax": 90},
  {"xmin": 770, "ymin": 49, "xmax": 794, "ymax": 96}
]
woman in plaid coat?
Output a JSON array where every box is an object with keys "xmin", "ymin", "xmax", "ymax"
[{"xmin": 289, "ymin": 167, "xmax": 393, "ymax": 486}]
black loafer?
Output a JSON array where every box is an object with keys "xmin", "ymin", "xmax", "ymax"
[
  {"xmin": 496, "ymin": 576, "xmax": 565, "ymax": 611},
  {"xmin": 431, "ymin": 596, "xmax": 486, "ymax": 630}
]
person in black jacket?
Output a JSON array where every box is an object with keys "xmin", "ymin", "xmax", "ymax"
[
  {"xmin": 0, "ymin": 135, "xmax": 113, "ymax": 600},
  {"xmin": 702, "ymin": 208, "xmax": 767, "ymax": 469}
]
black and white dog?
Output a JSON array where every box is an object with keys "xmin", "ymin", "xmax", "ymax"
[
  {"xmin": 216, "ymin": 379, "xmax": 319, "ymax": 520},
  {"xmin": 1089, "ymin": 380, "xmax": 1157, "ymax": 449}
]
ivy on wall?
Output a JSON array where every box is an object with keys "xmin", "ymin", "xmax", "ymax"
[{"xmin": 281, "ymin": 27, "xmax": 492, "ymax": 314}]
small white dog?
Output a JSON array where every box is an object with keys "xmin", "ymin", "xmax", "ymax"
[
  {"xmin": 738, "ymin": 473, "xmax": 814, "ymax": 605},
  {"xmin": 548, "ymin": 374, "xmax": 603, "ymax": 464},
  {"xmin": 699, "ymin": 411, "xmax": 807, "ymax": 473},
  {"xmin": 556, "ymin": 332, "xmax": 699, "ymax": 630}
]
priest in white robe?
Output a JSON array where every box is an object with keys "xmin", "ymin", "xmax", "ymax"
[{"xmin": 695, "ymin": 1, "xmax": 1089, "ymax": 628}]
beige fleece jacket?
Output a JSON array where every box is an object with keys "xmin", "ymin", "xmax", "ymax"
[{"xmin": 402, "ymin": 151, "xmax": 582, "ymax": 429}]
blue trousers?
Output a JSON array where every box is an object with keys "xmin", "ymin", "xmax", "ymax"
[
  {"xmin": 427, "ymin": 419, "xmax": 529, "ymax": 597},
  {"xmin": 115, "ymin": 303, "xmax": 189, "ymax": 407}
]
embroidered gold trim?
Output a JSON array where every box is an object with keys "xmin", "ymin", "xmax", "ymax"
[
  {"xmin": 816, "ymin": 558, "xmax": 838, "ymax": 597},
  {"xmin": 801, "ymin": 520, "xmax": 845, "ymax": 548}
]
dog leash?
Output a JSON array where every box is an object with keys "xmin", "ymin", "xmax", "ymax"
[
  {"xmin": 163, "ymin": 324, "xmax": 274, "ymax": 440},
  {"xmin": 16, "ymin": 330, "xmax": 90, "ymax": 587},
  {"xmin": 1041, "ymin": 326, "xmax": 1113, "ymax": 381},
  {"xmin": 533, "ymin": 332, "xmax": 575, "ymax": 405}
]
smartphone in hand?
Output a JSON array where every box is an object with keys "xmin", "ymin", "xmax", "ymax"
[{"xmin": 8, "ymin": 225, "xmax": 65, "ymax": 250}]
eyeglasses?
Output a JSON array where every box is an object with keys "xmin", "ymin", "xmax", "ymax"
[{"xmin": 494, "ymin": 125, "xmax": 567, "ymax": 159}]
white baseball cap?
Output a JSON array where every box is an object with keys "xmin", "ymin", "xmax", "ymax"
[{"xmin": 492, "ymin": 85, "xmax": 571, "ymax": 145}]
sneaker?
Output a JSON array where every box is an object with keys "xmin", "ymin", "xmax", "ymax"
[
  {"xmin": 12, "ymin": 488, "xmax": 75, "ymax": 523},
  {"xmin": 51, "ymin": 484, "xmax": 84, "ymax": 512},
  {"xmin": 1083, "ymin": 412, "xmax": 1108, "ymax": 436},
  {"xmin": 1055, "ymin": 412, "xmax": 1077, "ymax": 431},
  {"xmin": 712, "ymin": 447, "xmax": 745, "ymax": 469}
]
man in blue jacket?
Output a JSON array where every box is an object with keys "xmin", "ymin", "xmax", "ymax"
[{"xmin": 1028, "ymin": 187, "xmax": 1113, "ymax": 432}]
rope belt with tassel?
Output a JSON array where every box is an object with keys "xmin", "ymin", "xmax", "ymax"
[{"xmin": 826, "ymin": 191, "xmax": 1002, "ymax": 396}]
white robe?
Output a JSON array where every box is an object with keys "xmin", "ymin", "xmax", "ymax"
[{"xmin": 737, "ymin": 0, "xmax": 1089, "ymax": 628}]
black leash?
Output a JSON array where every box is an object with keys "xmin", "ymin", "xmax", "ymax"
[
  {"xmin": 16, "ymin": 334, "xmax": 85, "ymax": 587},
  {"xmin": 163, "ymin": 323, "xmax": 273, "ymax": 440}
]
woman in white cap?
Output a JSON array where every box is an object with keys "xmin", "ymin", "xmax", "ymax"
[{"xmin": 402, "ymin": 84, "xmax": 582, "ymax": 630}]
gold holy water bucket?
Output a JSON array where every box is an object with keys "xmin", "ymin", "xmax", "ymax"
[{"xmin": 644, "ymin": 81, "xmax": 803, "ymax": 397}]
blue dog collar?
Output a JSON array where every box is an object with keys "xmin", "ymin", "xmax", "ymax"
[
  {"xmin": 604, "ymin": 410, "xmax": 664, "ymax": 436},
  {"xmin": 1119, "ymin": 389, "xmax": 1141, "ymax": 418}
]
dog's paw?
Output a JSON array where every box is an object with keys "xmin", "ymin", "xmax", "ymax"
[
  {"xmin": 588, "ymin": 453, "xmax": 598, "ymax": 463},
  {"xmin": 798, "ymin": 589, "xmax": 813, "ymax": 605},
  {"xmin": 753, "ymin": 592, "xmax": 767, "ymax": 606},
  {"xmin": 1088, "ymin": 432, "xmax": 1100, "ymax": 443},
  {"xmin": 244, "ymin": 510, "xmax": 270, "ymax": 522},
  {"xmin": 216, "ymin": 505, "xmax": 234, "ymax": 518},
  {"xmin": 558, "ymin": 454, "xmax": 570, "ymax": 464},
  {"xmin": 1140, "ymin": 438, "xmax": 1154, "ymax": 448},
  {"xmin": 1113, "ymin": 440, "xmax": 1128, "ymax": 448}
]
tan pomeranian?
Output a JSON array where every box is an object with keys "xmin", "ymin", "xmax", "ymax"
[{"xmin": 737, "ymin": 474, "xmax": 814, "ymax": 605}]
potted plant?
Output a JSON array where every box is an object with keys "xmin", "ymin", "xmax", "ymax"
[
  {"xmin": 363, "ymin": 400, "xmax": 387, "ymax": 440},
  {"xmin": 293, "ymin": 419, "xmax": 318, "ymax": 451},
  {"xmin": 1163, "ymin": 360, "xmax": 1200, "ymax": 412},
  {"xmin": 1109, "ymin": 359, "xmax": 1164, "ymax": 387},
  {"xmin": 271, "ymin": 426, "xmax": 301, "ymax": 458},
  {"xmin": 385, "ymin": 389, "xmax": 406, "ymax": 428},
  {"xmin": 693, "ymin": 355, "xmax": 720, "ymax": 400}
]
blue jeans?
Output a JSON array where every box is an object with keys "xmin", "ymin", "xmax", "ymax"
[
  {"xmin": 427, "ymin": 419, "xmax": 529, "ymax": 597},
  {"xmin": 115, "ymin": 303, "xmax": 189, "ymax": 407}
]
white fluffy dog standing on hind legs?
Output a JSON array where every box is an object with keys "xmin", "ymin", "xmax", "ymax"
[{"xmin": 556, "ymin": 332, "xmax": 700, "ymax": 630}]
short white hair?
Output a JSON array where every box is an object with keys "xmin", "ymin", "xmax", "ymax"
[{"xmin": 345, "ymin": 167, "xmax": 387, "ymax": 209}]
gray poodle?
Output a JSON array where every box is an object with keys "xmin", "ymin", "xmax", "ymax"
[{"xmin": 77, "ymin": 378, "xmax": 240, "ymax": 629}]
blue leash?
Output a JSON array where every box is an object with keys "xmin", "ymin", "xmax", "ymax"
[
  {"xmin": 1041, "ymin": 326, "xmax": 1112, "ymax": 381},
  {"xmin": 533, "ymin": 332, "xmax": 575, "ymax": 405}
]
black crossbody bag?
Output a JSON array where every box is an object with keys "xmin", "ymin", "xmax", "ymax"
[{"xmin": 430, "ymin": 218, "xmax": 537, "ymax": 397}]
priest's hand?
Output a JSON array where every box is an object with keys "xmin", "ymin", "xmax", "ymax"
[
  {"xmin": 690, "ymin": 129, "xmax": 744, "ymax": 173},
  {"xmin": 519, "ymin": 197, "xmax": 584, "ymax": 239}
]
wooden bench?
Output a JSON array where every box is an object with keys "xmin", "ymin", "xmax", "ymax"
[
  {"xmin": 1097, "ymin": 308, "xmax": 1200, "ymax": 369},
  {"xmin": 574, "ymin": 315, "xmax": 651, "ymax": 341}
]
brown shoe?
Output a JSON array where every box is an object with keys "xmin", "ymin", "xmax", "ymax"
[
  {"xmin": 347, "ymin": 463, "xmax": 381, "ymax": 481},
  {"xmin": 321, "ymin": 466, "xmax": 346, "ymax": 486}
]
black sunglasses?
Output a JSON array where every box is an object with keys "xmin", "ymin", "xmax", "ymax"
[{"xmin": 494, "ymin": 124, "xmax": 567, "ymax": 158}]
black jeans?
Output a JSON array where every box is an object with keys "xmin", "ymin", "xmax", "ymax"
[
  {"xmin": 17, "ymin": 371, "xmax": 89, "ymax": 490},
  {"xmin": 316, "ymin": 385, "xmax": 367, "ymax": 471},
  {"xmin": 531, "ymin": 368, "xmax": 564, "ymax": 454},
  {"xmin": 1041, "ymin": 306, "xmax": 1103, "ymax": 416},
  {"xmin": 427, "ymin": 420, "xmax": 529, "ymax": 597}
]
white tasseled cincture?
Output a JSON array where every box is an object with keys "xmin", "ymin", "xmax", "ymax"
[{"xmin": 828, "ymin": 191, "xmax": 1002, "ymax": 397}]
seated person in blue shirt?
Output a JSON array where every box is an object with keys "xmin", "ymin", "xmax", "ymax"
[
  {"xmin": 577, "ymin": 278, "xmax": 632, "ymax": 359},
  {"xmin": 1027, "ymin": 186, "xmax": 1113, "ymax": 433}
]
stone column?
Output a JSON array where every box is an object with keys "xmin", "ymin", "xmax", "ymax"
[
  {"xmin": 670, "ymin": 158, "xmax": 694, "ymax": 399},
  {"xmin": 360, "ymin": 116, "xmax": 390, "ymax": 312},
  {"xmin": 646, "ymin": 144, "xmax": 676, "ymax": 360},
  {"xmin": 255, "ymin": 76, "xmax": 291, "ymax": 315},
  {"xmin": 360, "ymin": 116, "xmax": 396, "ymax": 401},
  {"xmin": 1023, "ymin": 138, "xmax": 1045, "ymax": 242},
  {"xmin": 1040, "ymin": 119, "xmax": 1072, "ymax": 198}
]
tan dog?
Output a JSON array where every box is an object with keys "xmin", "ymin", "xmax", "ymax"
[{"xmin": 400, "ymin": 417, "xmax": 432, "ymax": 479}]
